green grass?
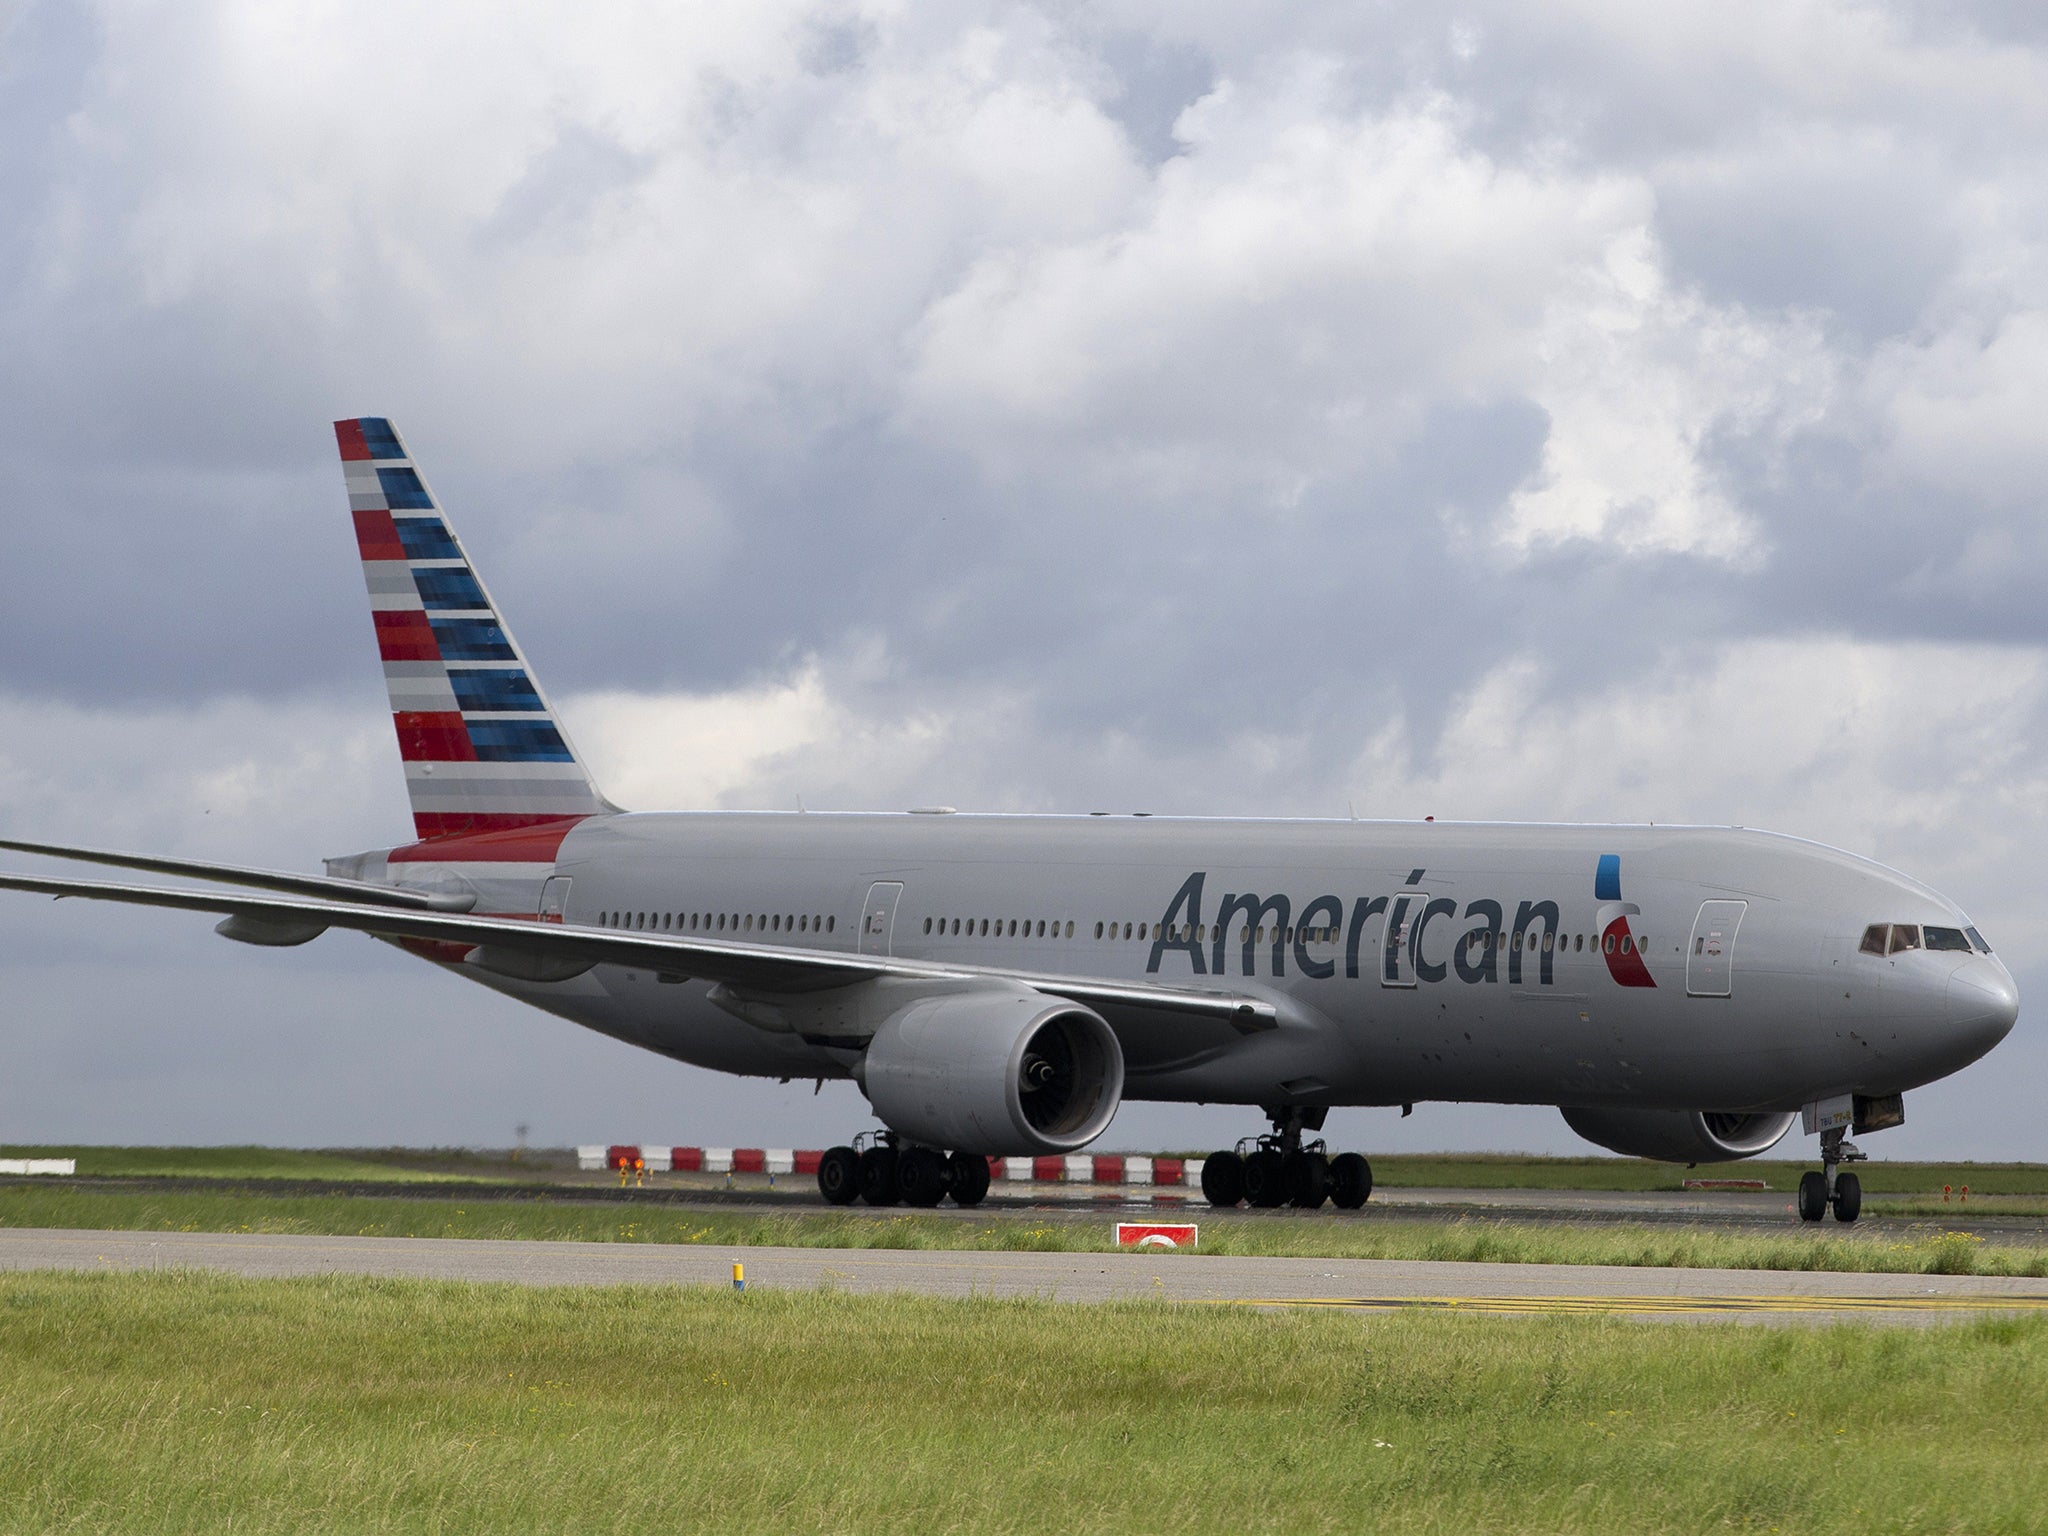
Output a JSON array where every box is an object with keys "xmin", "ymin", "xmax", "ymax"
[
  {"xmin": 1356, "ymin": 1152, "xmax": 2048, "ymax": 1194},
  {"xmin": 1, "ymin": 1269, "xmax": 2044, "ymax": 1533},
  {"xmin": 20, "ymin": 1145, "xmax": 2048, "ymax": 1193},
  {"xmin": 7, "ymin": 1183, "xmax": 2046, "ymax": 1276},
  {"xmin": 0, "ymin": 1145, "xmax": 489, "ymax": 1182}
]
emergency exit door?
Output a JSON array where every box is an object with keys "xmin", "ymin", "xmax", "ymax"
[{"xmin": 1687, "ymin": 900, "xmax": 1747, "ymax": 997}]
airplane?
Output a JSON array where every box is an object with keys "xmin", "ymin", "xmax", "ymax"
[{"xmin": 0, "ymin": 418, "xmax": 2018, "ymax": 1223}]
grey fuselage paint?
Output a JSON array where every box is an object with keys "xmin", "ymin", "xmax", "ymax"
[{"xmin": 364, "ymin": 811, "xmax": 2017, "ymax": 1122}]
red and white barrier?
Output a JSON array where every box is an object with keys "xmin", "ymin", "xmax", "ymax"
[{"xmin": 585, "ymin": 1144, "xmax": 1199, "ymax": 1186}]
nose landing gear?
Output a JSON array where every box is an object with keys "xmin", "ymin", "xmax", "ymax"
[
  {"xmin": 1796, "ymin": 1127, "xmax": 1865, "ymax": 1223},
  {"xmin": 1200, "ymin": 1107, "xmax": 1374, "ymax": 1211}
]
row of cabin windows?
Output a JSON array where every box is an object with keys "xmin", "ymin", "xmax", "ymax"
[
  {"xmin": 924, "ymin": 918, "xmax": 1076, "ymax": 939},
  {"xmin": 598, "ymin": 910, "xmax": 835, "ymax": 936},
  {"xmin": 916, "ymin": 917, "xmax": 1645, "ymax": 957}
]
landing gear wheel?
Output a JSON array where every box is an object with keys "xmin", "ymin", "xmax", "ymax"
[
  {"xmin": 1242, "ymin": 1149, "xmax": 1289, "ymax": 1208},
  {"xmin": 948, "ymin": 1151, "xmax": 991, "ymax": 1207},
  {"xmin": 1832, "ymin": 1171, "xmax": 1862, "ymax": 1224},
  {"xmin": 817, "ymin": 1145, "xmax": 860, "ymax": 1205},
  {"xmin": 1329, "ymin": 1152, "xmax": 1373, "ymax": 1209},
  {"xmin": 1201, "ymin": 1150, "xmax": 1244, "ymax": 1207},
  {"xmin": 858, "ymin": 1146, "xmax": 901, "ymax": 1207},
  {"xmin": 1797, "ymin": 1170, "xmax": 1827, "ymax": 1223},
  {"xmin": 1286, "ymin": 1151, "xmax": 1330, "ymax": 1209},
  {"xmin": 898, "ymin": 1148, "xmax": 949, "ymax": 1207}
]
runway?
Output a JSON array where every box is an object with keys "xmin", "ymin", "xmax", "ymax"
[{"xmin": 5, "ymin": 1225, "xmax": 2044, "ymax": 1324}]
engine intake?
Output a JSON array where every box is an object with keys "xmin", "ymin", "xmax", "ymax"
[
  {"xmin": 1560, "ymin": 1106, "xmax": 1797, "ymax": 1163},
  {"xmin": 861, "ymin": 988, "xmax": 1124, "ymax": 1156}
]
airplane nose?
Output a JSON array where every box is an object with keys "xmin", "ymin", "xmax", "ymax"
[{"xmin": 1946, "ymin": 957, "xmax": 2019, "ymax": 1059}]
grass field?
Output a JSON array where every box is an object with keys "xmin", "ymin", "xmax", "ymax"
[
  {"xmin": 0, "ymin": 1145, "xmax": 498, "ymax": 1182},
  {"xmin": 1360, "ymin": 1152, "xmax": 2048, "ymax": 1195},
  {"xmin": 13, "ymin": 1144, "xmax": 2048, "ymax": 1192},
  {"xmin": 6, "ymin": 1182, "xmax": 2046, "ymax": 1276},
  {"xmin": 12, "ymin": 1144, "xmax": 2048, "ymax": 1192},
  {"xmin": 1, "ymin": 1268, "xmax": 2042, "ymax": 1534}
]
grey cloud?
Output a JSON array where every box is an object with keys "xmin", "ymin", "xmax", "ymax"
[{"xmin": 5, "ymin": 2, "xmax": 2048, "ymax": 1156}]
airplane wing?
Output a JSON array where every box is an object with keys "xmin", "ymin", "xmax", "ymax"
[
  {"xmin": 0, "ymin": 870, "xmax": 1278, "ymax": 1032},
  {"xmin": 0, "ymin": 838, "xmax": 475, "ymax": 911}
]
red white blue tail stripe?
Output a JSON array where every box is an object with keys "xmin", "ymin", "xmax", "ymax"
[{"xmin": 336, "ymin": 417, "xmax": 613, "ymax": 846}]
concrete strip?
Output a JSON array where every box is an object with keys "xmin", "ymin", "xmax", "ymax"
[{"xmin": 2, "ymin": 1227, "xmax": 2044, "ymax": 1323}]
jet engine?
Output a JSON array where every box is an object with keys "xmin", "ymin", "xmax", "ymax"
[
  {"xmin": 1559, "ymin": 1107, "xmax": 1797, "ymax": 1164},
  {"xmin": 859, "ymin": 988, "xmax": 1124, "ymax": 1156}
]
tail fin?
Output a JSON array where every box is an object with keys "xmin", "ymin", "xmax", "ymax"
[{"xmin": 335, "ymin": 417, "xmax": 616, "ymax": 841}]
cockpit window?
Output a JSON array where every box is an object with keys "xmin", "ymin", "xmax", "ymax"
[
  {"xmin": 1967, "ymin": 926, "xmax": 1993, "ymax": 954},
  {"xmin": 1924, "ymin": 926, "xmax": 1972, "ymax": 952},
  {"xmin": 1859, "ymin": 924, "xmax": 1889, "ymax": 955},
  {"xmin": 1887, "ymin": 924, "xmax": 1922, "ymax": 954}
]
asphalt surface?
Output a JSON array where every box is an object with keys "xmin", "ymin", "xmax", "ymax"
[{"xmin": 6, "ymin": 1226, "xmax": 2045, "ymax": 1325}]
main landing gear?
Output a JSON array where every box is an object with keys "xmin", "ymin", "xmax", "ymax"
[
  {"xmin": 817, "ymin": 1132, "xmax": 991, "ymax": 1209},
  {"xmin": 1200, "ymin": 1107, "xmax": 1372, "ymax": 1211},
  {"xmin": 1796, "ymin": 1126, "xmax": 1864, "ymax": 1224}
]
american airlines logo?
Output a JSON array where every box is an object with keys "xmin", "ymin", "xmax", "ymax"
[{"xmin": 1145, "ymin": 859, "xmax": 1655, "ymax": 990}]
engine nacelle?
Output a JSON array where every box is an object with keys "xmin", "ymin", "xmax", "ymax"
[
  {"xmin": 1560, "ymin": 1107, "xmax": 1797, "ymax": 1164},
  {"xmin": 860, "ymin": 988, "xmax": 1124, "ymax": 1156}
]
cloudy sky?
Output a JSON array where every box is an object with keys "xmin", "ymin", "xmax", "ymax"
[{"xmin": 3, "ymin": 0, "xmax": 2046, "ymax": 1160}]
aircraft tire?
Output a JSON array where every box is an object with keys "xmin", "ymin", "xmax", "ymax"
[
  {"xmin": 898, "ymin": 1148, "xmax": 949, "ymax": 1207},
  {"xmin": 1286, "ymin": 1151, "xmax": 1330, "ymax": 1209},
  {"xmin": 948, "ymin": 1150, "xmax": 991, "ymax": 1207},
  {"xmin": 1797, "ymin": 1170, "xmax": 1827, "ymax": 1222},
  {"xmin": 1243, "ymin": 1149, "xmax": 1289, "ymax": 1208},
  {"xmin": 817, "ymin": 1145, "xmax": 861, "ymax": 1205},
  {"xmin": 858, "ymin": 1146, "xmax": 901, "ymax": 1206},
  {"xmin": 1329, "ymin": 1152, "xmax": 1372, "ymax": 1209},
  {"xmin": 1832, "ymin": 1171, "xmax": 1862, "ymax": 1223},
  {"xmin": 1200, "ymin": 1150, "xmax": 1244, "ymax": 1207}
]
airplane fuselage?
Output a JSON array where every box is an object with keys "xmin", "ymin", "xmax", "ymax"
[{"xmin": 347, "ymin": 811, "xmax": 2014, "ymax": 1118}]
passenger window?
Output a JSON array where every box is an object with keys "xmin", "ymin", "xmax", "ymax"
[
  {"xmin": 1543, "ymin": 933, "xmax": 1553, "ymax": 953},
  {"xmin": 1602, "ymin": 933, "xmax": 1614, "ymax": 954},
  {"xmin": 1094, "ymin": 922, "xmax": 1104, "ymax": 939},
  {"xmin": 1575, "ymin": 934, "xmax": 1584, "ymax": 952},
  {"xmin": 1888, "ymin": 924, "xmax": 1922, "ymax": 954},
  {"xmin": 1620, "ymin": 935, "xmax": 1632, "ymax": 954},
  {"xmin": 1859, "ymin": 924, "xmax": 1889, "ymax": 955},
  {"xmin": 1065, "ymin": 921, "xmax": 1075, "ymax": 938},
  {"xmin": 1924, "ymin": 926, "xmax": 1972, "ymax": 952},
  {"xmin": 826, "ymin": 916, "xmax": 835, "ymax": 932}
]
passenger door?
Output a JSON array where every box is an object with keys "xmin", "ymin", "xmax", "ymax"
[
  {"xmin": 1382, "ymin": 890, "xmax": 1425, "ymax": 988},
  {"xmin": 1687, "ymin": 900, "xmax": 1747, "ymax": 997},
  {"xmin": 538, "ymin": 876, "xmax": 572, "ymax": 924},
  {"xmin": 858, "ymin": 881, "xmax": 905, "ymax": 956}
]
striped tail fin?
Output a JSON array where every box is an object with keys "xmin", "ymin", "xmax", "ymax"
[{"xmin": 335, "ymin": 417, "xmax": 616, "ymax": 841}]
